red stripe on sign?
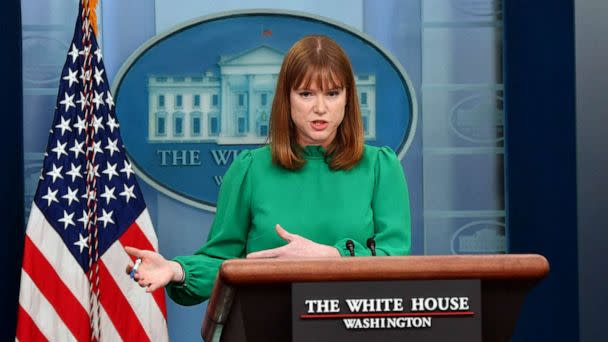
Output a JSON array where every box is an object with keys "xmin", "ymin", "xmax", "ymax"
[
  {"xmin": 300, "ymin": 311, "xmax": 476, "ymax": 319},
  {"xmin": 16, "ymin": 305, "xmax": 49, "ymax": 342},
  {"xmin": 98, "ymin": 260, "xmax": 151, "ymax": 342},
  {"xmin": 21, "ymin": 236, "xmax": 90, "ymax": 342},
  {"xmin": 119, "ymin": 222, "xmax": 168, "ymax": 316}
]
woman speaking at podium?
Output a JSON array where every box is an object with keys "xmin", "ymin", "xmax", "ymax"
[{"xmin": 126, "ymin": 35, "xmax": 411, "ymax": 305}]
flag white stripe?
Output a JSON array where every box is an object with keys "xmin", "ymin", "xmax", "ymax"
[
  {"xmin": 18, "ymin": 271, "xmax": 77, "ymax": 342},
  {"xmin": 135, "ymin": 209, "xmax": 159, "ymax": 248},
  {"xmin": 26, "ymin": 205, "xmax": 168, "ymax": 341},
  {"xmin": 101, "ymin": 240, "xmax": 169, "ymax": 342},
  {"xmin": 26, "ymin": 204, "xmax": 90, "ymax": 312},
  {"xmin": 99, "ymin": 304, "xmax": 122, "ymax": 342}
]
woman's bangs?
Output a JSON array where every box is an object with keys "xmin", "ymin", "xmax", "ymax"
[{"xmin": 293, "ymin": 66, "xmax": 345, "ymax": 91}]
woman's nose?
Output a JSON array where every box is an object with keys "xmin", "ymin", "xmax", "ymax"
[{"xmin": 313, "ymin": 96, "xmax": 327, "ymax": 114}]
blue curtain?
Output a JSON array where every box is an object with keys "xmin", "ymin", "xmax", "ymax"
[{"xmin": 1, "ymin": 0, "xmax": 23, "ymax": 339}]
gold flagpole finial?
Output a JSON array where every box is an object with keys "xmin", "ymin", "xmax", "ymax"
[{"xmin": 86, "ymin": 0, "xmax": 99, "ymax": 36}]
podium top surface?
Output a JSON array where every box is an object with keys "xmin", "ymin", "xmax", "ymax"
[{"xmin": 218, "ymin": 254, "xmax": 549, "ymax": 285}]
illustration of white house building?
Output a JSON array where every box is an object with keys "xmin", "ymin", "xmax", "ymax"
[
  {"xmin": 148, "ymin": 45, "xmax": 376, "ymax": 144},
  {"xmin": 457, "ymin": 227, "xmax": 506, "ymax": 253}
]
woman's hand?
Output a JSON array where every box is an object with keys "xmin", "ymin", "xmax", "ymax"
[
  {"xmin": 246, "ymin": 224, "xmax": 340, "ymax": 259},
  {"xmin": 124, "ymin": 246, "xmax": 184, "ymax": 293}
]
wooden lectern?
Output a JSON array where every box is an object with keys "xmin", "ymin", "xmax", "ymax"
[{"xmin": 202, "ymin": 254, "xmax": 549, "ymax": 341}]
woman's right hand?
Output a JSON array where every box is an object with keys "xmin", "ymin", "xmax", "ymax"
[{"xmin": 124, "ymin": 246, "xmax": 185, "ymax": 293}]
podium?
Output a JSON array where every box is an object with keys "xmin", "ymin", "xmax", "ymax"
[{"xmin": 202, "ymin": 254, "xmax": 548, "ymax": 341}]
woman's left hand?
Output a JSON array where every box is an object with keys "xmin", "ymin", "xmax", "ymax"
[{"xmin": 246, "ymin": 224, "xmax": 340, "ymax": 258}]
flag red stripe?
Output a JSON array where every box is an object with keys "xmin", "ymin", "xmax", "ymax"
[
  {"xmin": 98, "ymin": 260, "xmax": 151, "ymax": 342},
  {"xmin": 119, "ymin": 222, "xmax": 155, "ymax": 260},
  {"xmin": 16, "ymin": 305, "xmax": 49, "ymax": 342},
  {"xmin": 119, "ymin": 222, "xmax": 168, "ymax": 316},
  {"xmin": 21, "ymin": 235, "xmax": 90, "ymax": 342}
]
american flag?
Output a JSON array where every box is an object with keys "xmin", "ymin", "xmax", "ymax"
[{"xmin": 16, "ymin": 2, "xmax": 168, "ymax": 341}]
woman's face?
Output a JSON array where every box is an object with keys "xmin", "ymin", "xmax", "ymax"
[{"xmin": 290, "ymin": 80, "xmax": 346, "ymax": 148}]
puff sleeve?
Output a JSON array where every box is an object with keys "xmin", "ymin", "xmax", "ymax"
[{"xmin": 334, "ymin": 146, "xmax": 411, "ymax": 256}]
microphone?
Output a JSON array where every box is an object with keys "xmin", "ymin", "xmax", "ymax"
[
  {"xmin": 366, "ymin": 237, "xmax": 376, "ymax": 256},
  {"xmin": 345, "ymin": 240, "xmax": 355, "ymax": 256}
]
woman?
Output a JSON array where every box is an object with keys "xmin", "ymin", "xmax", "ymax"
[{"xmin": 126, "ymin": 35, "xmax": 411, "ymax": 306}]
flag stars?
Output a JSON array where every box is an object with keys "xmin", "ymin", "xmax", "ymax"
[
  {"xmin": 74, "ymin": 233, "xmax": 89, "ymax": 253},
  {"xmin": 106, "ymin": 116, "xmax": 119, "ymax": 133},
  {"xmin": 119, "ymin": 184, "xmax": 137, "ymax": 203},
  {"xmin": 34, "ymin": 23, "xmax": 155, "ymax": 268},
  {"xmin": 79, "ymin": 44, "xmax": 91, "ymax": 59},
  {"xmin": 76, "ymin": 92, "xmax": 88, "ymax": 112},
  {"xmin": 41, "ymin": 187, "xmax": 59, "ymax": 207},
  {"xmin": 94, "ymin": 47, "xmax": 103, "ymax": 63},
  {"xmin": 98, "ymin": 209, "xmax": 115, "ymax": 228},
  {"xmin": 93, "ymin": 66, "xmax": 104, "ymax": 86},
  {"xmin": 69, "ymin": 140, "xmax": 85, "ymax": 159},
  {"xmin": 92, "ymin": 90, "xmax": 105, "ymax": 110},
  {"xmin": 78, "ymin": 210, "xmax": 89, "ymax": 228},
  {"xmin": 61, "ymin": 186, "xmax": 79, "ymax": 205},
  {"xmin": 100, "ymin": 185, "xmax": 116, "ymax": 204},
  {"xmin": 92, "ymin": 163, "xmax": 101, "ymax": 178},
  {"xmin": 81, "ymin": 188, "xmax": 96, "ymax": 202},
  {"xmin": 55, "ymin": 116, "xmax": 73, "ymax": 136},
  {"xmin": 92, "ymin": 115, "xmax": 104, "ymax": 132},
  {"xmin": 58, "ymin": 210, "xmax": 75, "ymax": 229},
  {"xmin": 66, "ymin": 163, "xmax": 83, "ymax": 182},
  {"xmin": 68, "ymin": 43, "xmax": 80, "ymax": 63},
  {"xmin": 73, "ymin": 116, "xmax": 87, "ymax": 135},
  {"xmin": 86, "ymin": 162, "xmax": 101, "ymax": 179},
  {"xmin": 105, "ymin": 138, "xmax": 119, "ymax": 157},
  {"xmin": 91, "ymin": 140, "xmax": 104, "ymax": 156},
  {"xmin": 121, "ymin": 160, "xmax": 134, "ymax": 179},
  {"xmin": 33, "ymin": 13, "xmax": 159, "ymax": 266},
  {"xmin": 51, "ymin": 140, "xmax": 68, "ymax": 159},
  {"xmin": 59, "ymin": 92, "xmax": 75, "ymax": 112},
  {"xmin": 46, "ymin": 164, "xmax": 64, "ymax": 183},
  {"xmin": 79, "ymin": 67, "xmax": 91, "ymax": 83},
  {"xmin": 85, "ymin": 163, "xmax": 100, "ymax": 182},
  {"xmin": 102, "ymin": 162, "xmax": 119, "ymax": 181},
  {"xmin": 105, "ymin": 92, "xmax": 115, "ymax": 110},
  {"xmin": 62, "ymin": 68, "xmax": 79, "ymax": 87}
]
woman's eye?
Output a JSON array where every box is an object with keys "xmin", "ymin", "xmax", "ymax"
[
  {"xmin": 327, "ymin": 90, "xmax": 340, "ymax": 97},
  {"xmin": 299, "ymin": 91, "xmax": 312, "ymax": 98}
]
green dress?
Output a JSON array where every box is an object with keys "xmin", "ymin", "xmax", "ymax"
[{"xmin": 166, "ymin": 145, "xmax": 411, "ymax": 306}]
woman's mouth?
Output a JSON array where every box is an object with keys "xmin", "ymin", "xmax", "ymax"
[{"xmin": 311, "ymin": 120, "xmax": 328, "ymax": 131}]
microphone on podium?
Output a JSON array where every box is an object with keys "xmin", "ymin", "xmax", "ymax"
[
  {"xmin": 366, "ymin": 237, "xmax": 376, "ymax": 256},
  {"xmin": 345, "ymin": 240, "xmax": 355, "ymax": 256}
]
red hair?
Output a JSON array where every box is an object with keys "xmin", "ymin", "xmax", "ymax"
[{"xmin": 269, "ymin": 35, "xmax": 364, "ymax": 170}]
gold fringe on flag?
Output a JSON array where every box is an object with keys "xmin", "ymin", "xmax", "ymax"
[{"xmin": 87, "ymin": 0, "xmax": 99, "ymax": 37}]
